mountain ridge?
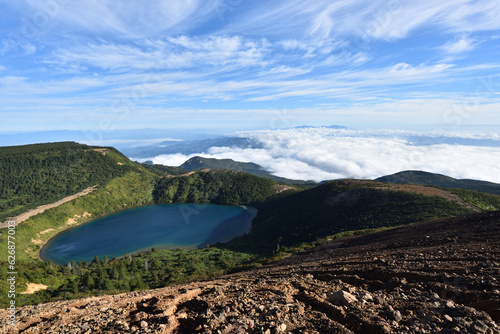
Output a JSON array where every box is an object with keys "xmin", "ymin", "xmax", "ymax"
[
  {"xmin": 376, "ymin": 170, "xmax": 500, "ymax": 196},
  {"xmin": 179, "ymin": 156, "xmax": 315, "ymax": 185},
  {"xmin": 123, "ymin": 137, "xmax": 261, "ymax": 158}
]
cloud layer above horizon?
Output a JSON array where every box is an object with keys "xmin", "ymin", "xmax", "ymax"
[
  {"xmin": 147, "ymin": 128, "xmax": 500, "ymax": 183},
  {"xmin": 1, "ymin": 0, "xmax": 500, "ymax": 132}
]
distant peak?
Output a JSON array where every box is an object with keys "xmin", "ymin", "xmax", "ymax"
[{"xmin": 293, "ymin": 125, "xmax": 349, "ymax": 130}]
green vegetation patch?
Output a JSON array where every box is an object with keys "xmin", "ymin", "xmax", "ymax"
[
  {"xmin": 376, "ymin": 170, "xmax": 500, "ymax": 196},
  {"xmin": 225, "ymin": 180, "xmax": 474, "ymax": 254},
  {"xmin": 179, "ymin": 156, "xmax": 315, "ymax": 185},
  {"xmin": 451, "ymin": 188, "xmax": 500, "ymax": 211},
  {"xmin": 0, "ymin": 247, "xmax": 256, "ymax": 308},
  {"xmin": 0, "ymin": 142, "xmax": 135, "ymax": 220},
  {"xmin": 0, "ymin": 171, "xmax": 156, "ymax": 307},
  {"xmin": 139, "ymin": 162, "xmax": 189, "ymax": 176},
  {"xmin": 153, "ymin": 170, "xmax": 280, "ymax": 206}
]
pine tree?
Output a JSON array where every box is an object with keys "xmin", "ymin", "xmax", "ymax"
[
  {"xmin": 110, "ymin": 267, "xmax": 119, "ymax": 280},
  {"xmin": 104, "ymin": 279, "xmax": 115, "ymax": 291},
  {"xmin": 84, "ymin": 275, "xmax": 95, "ymax": 291},
  {"xmin": 71, "ymin": 261, "xmax": 78, "ymax": 274},
  {"xmin": 130, "ymin": 258, "xmax": 140, "ymax": 271},
  {"xmin": 119, "ymin": 262, "xmax": 128, "ymax": 280},
  {"xmin": 91, "ymin": 256, "xmax": 101, "ymax": 266},
  {"xmin": 68, "ymin": 279, "xmax": 79, "ymax": 294}
]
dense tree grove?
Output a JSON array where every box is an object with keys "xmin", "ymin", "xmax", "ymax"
[
  {"xmin": 0, "ymin": 247, "xmax": 256, "ymax": 307},
  {"xmin": 0, "ymin": 142, "xmax": 134, "ymax": 220},
  {"xmin": 139, "ymin": 162, "xmax": 188, "ymax": 176},
  {"xmin": 153, "ymin": 170, "xmax": 278, "ymax": 206}
]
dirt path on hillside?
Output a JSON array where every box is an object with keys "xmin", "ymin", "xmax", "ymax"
[
  {"xmin": 0, "ymin": 185, "xmax": 98, "ymax": 229},
  {"xmin": 375, "ymin": 183, "xmax": 483, "ymax": 212}
]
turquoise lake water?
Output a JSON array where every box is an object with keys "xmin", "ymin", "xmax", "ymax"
[{"xmin": 40, "ymin": 204, "xmax": 257, "ymax": 265}]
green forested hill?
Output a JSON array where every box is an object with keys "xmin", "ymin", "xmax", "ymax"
[
  {"xmin": 225, "ymin": 180, "xmax": 478, "ymax": 253},
  {"xmin": 180, "ymin": 156, "xmax": 265, "ymax": 174},
  {"xmin": 0, "ymin": 142, "xmax": 137, "ymax": 220},
  {"xmin": 179, "ymin": 156, "xmax": 315, "ymax": 185},
  {"xmin": 153, "ymin": 170, "xmax": 282, "ymax": 206},
  {"xmin": 0, "ymin": 142, "xmax": 161, "ymax": 308},
  {"xmin": 140, "ymin": 161, "xmax": 189, "ymax": 176}
]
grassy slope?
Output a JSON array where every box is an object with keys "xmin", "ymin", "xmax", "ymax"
[
  {"xmin": 448, "ymin": 188, "xmax": 500, "ymax": 211},
  {"xmin": 0, "ymin": 171, "xmax": 156, "ymax": 306},
  {"xmin": 0, "ymin": 145, "xmax": 287, "ymax": 308},
  {"xmin": 139, "ymin": 162, "xmax": 189, "ymax": 176},
  {"xmin": 13, "ymin": 171, "xmax": 156, "ymax": 262},
  {"xmin": 224, "ymin": 180, "xmax": 478, "ymax": 254},
  {"xmin": 0, "ymin": 143, "xmax": 160, "ymax": 307},
  {"xmin": 0, "ymin": 142, "xmax": 143, "ymax": 221}
]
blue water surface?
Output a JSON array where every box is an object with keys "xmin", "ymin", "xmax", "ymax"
[{"xmin": 40, "ymin": 204, "xmax": 256, "ymax": 265}]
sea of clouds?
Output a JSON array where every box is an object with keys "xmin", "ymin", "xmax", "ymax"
[{"xmin": 146, "ymin": 128, "xmax": 500, "ymax": 183}]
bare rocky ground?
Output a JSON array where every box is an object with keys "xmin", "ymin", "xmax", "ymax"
[{"xmin": 2, "ymin": 211, "xmax": 500, "ymax": 334}]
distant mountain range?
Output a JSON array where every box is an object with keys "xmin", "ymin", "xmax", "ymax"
[
  {"xmin": 178, "ymin": 156, "xmax": 500, "ymax": 193},
  {"xmin": 121, "ymin": 125, "xmax": 350, "ymax": 158},
  {"xmin": 177, "ymin": 156, "xmax": 500, "ymax": 196},
  {"xmin": 0, "ymin": 129, "xmax": 213, "ymax": 150},
  {"xmin": 292, "ymin": 125, "xmax": 349, "ymax": 129},
  {"xmin": 376, "ymin": 170, "xmax": 500, "ymax": 196},
  {"xmin": 122, "ymin": 136, "xmax": 261, "ymax": 158}
]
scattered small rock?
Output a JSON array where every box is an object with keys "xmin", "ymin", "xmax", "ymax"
[{"xmin": 329, "ymin": 290, "xmax": 358, "ymax": 306}]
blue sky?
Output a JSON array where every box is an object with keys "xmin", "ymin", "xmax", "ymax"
[{"xmin": 1, "ymin": 0, "xmax": 500, "ymax": 133}]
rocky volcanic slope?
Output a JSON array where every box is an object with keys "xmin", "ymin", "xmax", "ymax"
[{"xmin": 3, "ymin": 211, "xmax": 500, "ymax": 334}]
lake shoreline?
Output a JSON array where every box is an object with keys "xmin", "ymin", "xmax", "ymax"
[
  {"xmin": 38, "ymin": 201, "xmax": 157, "ymax": 263},
  {"xmin": 40, "ymin": 204, "xmax": 257, "ymax": 265}
]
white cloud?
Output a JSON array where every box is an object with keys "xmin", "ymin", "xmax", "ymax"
[
  {"xmin": 148, "ymin": 128, "xmax": 500, "ymax": 183},
  {"xmin": 146, "ymin": 153, "xmax": 199, "ymax": 167},
  {"xmin": 442, "ymin": 35, "xmax": 476, "ymax": 54},
  {"xmin": 348, "ymin": 63, "xmax": 454, "ymax": 82},
  {"xmin": 246, "ymin": 62, "xmax": 455, "ymax": 102},
  {"xmin": 44, "ymin": 36, "xmax": 270, "ymax": 71},
  {"xmin": 1, "ymin": 60, "xmax": 456, "ymax": 105},
  {"xmin": 14, "ymin": 0, "xmax": 217, "ymax": 38},
  {"xmin": 2, "ymin": 0, "xmax": 500, "ymax": 133},
  {"xmin": 1, "ymin": 38, "xmax": 37, "ymax": 55},
  {"xmin": 436, "ymin": 0, "xmax": 500, "ymax": 32},
  {"xmin": 0, "ymin": 75, "xmax": 105, "ymax": 96},
  {"xmin": 223, "ymin": 0, "xmax": 500, "ymax": 41}
]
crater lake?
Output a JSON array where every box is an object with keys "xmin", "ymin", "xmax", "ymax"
[{"xmin": 40, "ymin": 204, "xmax": 257, "ymax": 265}]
